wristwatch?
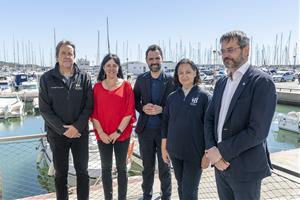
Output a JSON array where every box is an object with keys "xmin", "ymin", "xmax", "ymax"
[{"xmin": 116, "ymin": 129, "xmax": 122, "ymax": 134}]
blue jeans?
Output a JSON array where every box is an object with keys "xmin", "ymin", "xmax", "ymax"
[
  {"xmin": 98, "ymin": 139, "xmax": 130, "ymax": 200},
  {"xmin": 171, "ymin": 156, "xmax": 202, "ymax": 200},
  {"xmin": 47, "ymin": 134, "xmax": 89, "ymax": 200}
]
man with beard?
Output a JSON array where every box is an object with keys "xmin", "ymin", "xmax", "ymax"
[
  {"xmin": 204, "ymin": 30, "xmax": 276, "ymax": 200},
  {"xmin": 134, "ymin": 44, "xmax": 176, "ymax": 200}
]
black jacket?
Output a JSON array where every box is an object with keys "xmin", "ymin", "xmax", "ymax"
[
  {"xmin": 162, "ymin": 85, "xmax": 211, "ymax": 163},
  {"xmin": 133, "ymin": 71, "xmax": 176, "ymax": 134},
  {"xmin": 39, "ymin": 63, "xmax": 93, "ymax": 137}
]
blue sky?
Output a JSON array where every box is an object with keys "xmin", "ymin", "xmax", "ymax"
[{"xmin": 0, "ymin": 0, "xmax": 299, "ymax": 66}]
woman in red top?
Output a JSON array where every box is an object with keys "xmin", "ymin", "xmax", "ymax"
[{"xmin": 91, "ymin": 53, "xmax": 136, "ymax": 200}]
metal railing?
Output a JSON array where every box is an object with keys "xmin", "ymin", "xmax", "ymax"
[
  {"xmin": 276, "ymin": 87, "xmax": 300, "ymax": 93},
  {"xmin": 0, "ymin": 134, "xmax": 299, "ymax": 200}
]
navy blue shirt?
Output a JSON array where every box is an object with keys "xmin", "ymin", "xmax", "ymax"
[
  {"xmin": 146, "ymin": 73, "xmax": 163, "ymax": 129},
  {"xmin": 162, "ymin": 85, "xmax": 211, "ymax": 162}
]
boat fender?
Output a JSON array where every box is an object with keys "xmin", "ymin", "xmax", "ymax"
[
  {"xmin": 48, "ymin": 162, "xmax": 55, "ymax": 176},
  {"xmin": 36, "ymin": 151, "xmax": 44, "ymax": 163}
]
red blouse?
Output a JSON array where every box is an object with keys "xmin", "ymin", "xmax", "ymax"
[{"xmin": 91, "ymin": 80, "xmax": 136, "ymax": 141}]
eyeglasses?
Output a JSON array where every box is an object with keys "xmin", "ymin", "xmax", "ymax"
[{"xmin": 218, "ymin": 46, "xmax": 241, "ymax": 55}]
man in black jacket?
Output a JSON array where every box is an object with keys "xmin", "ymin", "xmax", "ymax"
[
  {"xmin": 133, "ymin": 44, "xmax": 176, "ymax": 200},
  {"xmin": 39, "ymin": 40, "xmax": 93, "ymax": 200}
]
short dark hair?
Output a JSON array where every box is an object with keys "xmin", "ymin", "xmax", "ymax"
[
  {"xmin": 55, "ymin": 40, "xmax": 76, "ymax": 58},
  {"xmin": 220, "ymin": 30, "xmax": 250, "ymax": 48},
  {"xmin": 174, "ymin": 58, "xmax": 200, "ymax": 87},
  {"xmin": 145, "ymin": 44, "xmax": 163, "ymax": 59},
  {"xmin": 97, "ymin": 53, "xmax": 124, "ymax": 81}
]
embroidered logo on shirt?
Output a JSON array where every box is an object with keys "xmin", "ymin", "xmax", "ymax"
[
  {"xmin": 75, "ymin": 83, "xmax": 82, "ymax": 90},
  {"xmin": 190, "ymin": 97, "xmax": 199, "ymax": 106}
]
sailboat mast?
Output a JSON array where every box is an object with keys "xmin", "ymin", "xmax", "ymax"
[
  {"xmin": 96, "ymin": 30, "xmax": 100, "ymax": 65},
  {"xmin": 293, "ymin": 42, "xmax": 298, "ymax": 66},
  {"xmin": 53, "ymin": 28, "xmax": 56, "ymax": 65},
  {"xmin": 106, "ymin": 17, "xmax": 111, "ymax": 54},
  {"xmin": 279, "ymin": 33, "xmax": 283, "ymax": 66},
  {"xmin": 13, "ymin": 35, "xmax": 16, "ymax": 64},
  {"xmin": 273, "ymin": 34, "xmax": 278, "ymax": 65},
  {"xmin": 286, "ymin": 31, "xmax": 291, "ymax": 65},
  {"xmin": 3, "ymin": 41, "xmax": 6, "ymax": 62},
  {"xmin": 17, "ymin": 40, "xmax": 20, "ymax": 65}
]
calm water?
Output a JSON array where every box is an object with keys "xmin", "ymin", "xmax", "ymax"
[
  {"xmin": 0, "ymin": 103, "xmax": 299, "ymax": 199},
  {"xmin": 0, "ymin": 104, "xmax": 299, "ymax": 151}
]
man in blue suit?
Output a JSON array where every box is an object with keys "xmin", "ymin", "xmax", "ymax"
[{"xmin": 204, "ymin": 30, "xmax": 276, "ymax": 200}]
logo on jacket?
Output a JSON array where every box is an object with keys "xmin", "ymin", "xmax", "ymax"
[
  {"xmin": 75, "ymin": 83, "xmax": 82, "ymax": 90},
  {"xmin": 190, "ymin": 97, "xmax": 199, "ymax": 106}
]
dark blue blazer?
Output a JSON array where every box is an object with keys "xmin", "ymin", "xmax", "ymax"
[
  {"xmin": 133, "ymin": 71, "xmax": 176, "ymax": 134},
  {"xmin": 204, "ymin": 66, "xmax": 277, "ymax": 181}
]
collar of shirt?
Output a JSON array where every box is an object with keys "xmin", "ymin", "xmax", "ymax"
[
  {"xmin": 229, "ymin": 62, "xmax": 249, "ymax": 81},
  {"xmin": 151, "ymin": 72, "xmax": 163, "ymax": 81},
  {"xmin": 181, "ymin": 86, "xmax": 192, "ymax": 97}
]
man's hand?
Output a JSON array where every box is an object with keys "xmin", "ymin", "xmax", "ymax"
[
  {"xmin": 143, "ymin": 103, "xmax": 162, "ymax": 115},
  {"xmin": 63, "ymin": 125, "xmax": 81, "ymax": 138},
  {"xmin": 214, "ymin": 159, "xmax": 230, "ymax": 171},
  {"xmin": 152, "ymin": 105, "xmax": 162, "ymax": 115},
  {"xmin": 143, "ymin": 103, "xmax": 154, "ymax": 115},
  {"xmin": 201, "ymin": 154, "xmax": 210, "ymax": 169},
  {"xmin": 109, "ymin": 132, "xmax": 120, "ymax": 144},
  {"xmin": 206, "ymin": 146, "xmax": 222, "ymax": 165}
]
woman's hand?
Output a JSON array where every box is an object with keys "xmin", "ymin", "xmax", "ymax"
[
  {"xmin": 161, "ymin": 138, "xmax": 171, "ymax": 165},
  {"xmin": 109, "ymin": 132, "xmax": 121, "ymax": 144},
  {"xmin": 162, "ymin": 147, "xmax": 171, "ymax": 165},
  {"xmin": 99, "ymin": 132, "xmax": 111, "ymax": 144}
]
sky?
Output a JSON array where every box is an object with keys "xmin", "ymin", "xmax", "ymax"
[{"xmin": 0, "ymin": 0, "xmax": 299, "ymax": 66}]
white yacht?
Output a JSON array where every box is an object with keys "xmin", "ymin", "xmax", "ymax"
[
  {"xmin": 0, "ymin": 96, "xmax": 24, "ymax": 119},
  {"xmin": 278, "ymin": 111, "xmax": 300, "ymax": 133},
  {"xmin": 18, "ymin": 81, "xmax": 39, "ymax": 101}
]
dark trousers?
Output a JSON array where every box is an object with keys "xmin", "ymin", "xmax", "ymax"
[
  {"xmin": 98, "ymin": 139, "xmax": 130, "ymax": 200},
  {"xmin": 138, "ymin": 129, "xmax": 171, "ymax": 200},
  {"xmin": 171, "ymin": 156, "xmax": 202, "ymax": 200},
  {"xmin": 215, "ymin": 169, "xmax": 262, "ymax": 200},
  {"xmin": 47, "ymin": 134, "xmax": 89, "ymax": 200}
]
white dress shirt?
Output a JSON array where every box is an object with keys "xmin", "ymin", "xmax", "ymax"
[{"xmin": 217, "ymin": 63, "xmax": 250, "ymax": 143}]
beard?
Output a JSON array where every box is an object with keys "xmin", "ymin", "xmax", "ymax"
[
  {"xmin": 149, "ymin": 64, "xmax": 161, "ymax": 72},
  {"xmin": 223, "ymin": 55, "xmax": 243, "ymax": 70}
]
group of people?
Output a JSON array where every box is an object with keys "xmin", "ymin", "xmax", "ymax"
[{"xmin": 39, "ymin": 30, "xmax": 277, "ymax": 200}]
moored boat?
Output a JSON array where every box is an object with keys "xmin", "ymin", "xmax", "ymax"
[
  {"xmin": 278, "ymin": 111, "xmax": 300, "ymax": 133},
  {"xmin": 0, "ymin": 96, "xmax": 24, "ymax": 119}
]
